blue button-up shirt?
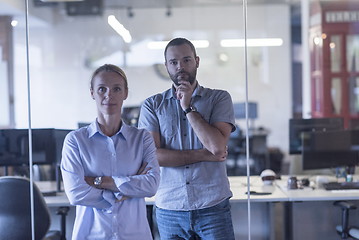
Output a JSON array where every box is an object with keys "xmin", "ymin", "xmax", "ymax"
[
  {"xmin": 138, "ymin": 84, "xmax": 235, "ymax": 211},
  {"xmin": 61, "ymin": 121, "xmax": 160, "ymax": 240}
]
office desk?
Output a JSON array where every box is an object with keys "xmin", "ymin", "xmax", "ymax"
[
  {"xmin": 37, "ymin": 177, "xmax": 286, "ymax": 240},
  {"xmin": 233, "ymin": 176, "xmax": 359, "ymax": 240},
  {"xmin": 276, "ymin": 176, "xmax": 359, "ymax": 240},
  {"xmin": 37, "ymin": 176, "xmax": 288, "ymax": 205},
  {"xmin": 37, "ymin": 176, "xmax": 359, "ymax": 240},
  {"xmin": 277, "ymin": 175, "xmax": 359, "ymax": 201},
  {"xmin": 229, "ymin": 176, "xmax": 288, "ymax": 202},
  {"xmin": 228, "ymin": 176, "xmax": 288, "ymax": 240}
]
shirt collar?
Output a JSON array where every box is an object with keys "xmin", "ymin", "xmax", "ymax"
[{"xmin": 87, "ymin": 120, "xmax": 128, "ymax": 140}]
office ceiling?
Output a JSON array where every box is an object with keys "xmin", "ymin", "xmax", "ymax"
[
  {"xmin": 98, "ymin": 0, "xmax": 343, "ymax": 9},
  {"xmin": 0, "ymin": 0, "xmax": 346, "ymax": 23},
  {"xmin": 103, "ymin": 0, "xmax": 291, "ymax": 9}
]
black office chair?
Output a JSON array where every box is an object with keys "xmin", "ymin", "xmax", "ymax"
[
  {"xmin": 0, "ymin": 176, "xmax": 68, "ymax": 240},
  {"xmin": 334, "ymin": 201, "xmax": 359, "ymax": 239}
]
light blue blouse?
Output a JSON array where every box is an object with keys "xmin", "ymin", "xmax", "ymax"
[{"xmin": 61, "ymin": 121, "xmax": 160, "ymax": 240}]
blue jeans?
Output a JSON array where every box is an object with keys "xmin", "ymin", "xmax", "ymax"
[{"xmin": 155, "ymin": 199, "xmax": 235, "ymax": 240}]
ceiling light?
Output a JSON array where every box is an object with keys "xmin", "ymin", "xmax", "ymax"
[
  {"xmin": 11, "ymin": 20, "xmax": 18, "ymax": 27},
  {"xmin": 40, "ymin": 0, "xmax": 84, "ymax": 2},
  {"xmin": 220, "ymin": 38, "xmax": 283, "ymax": 47},
  {"xmin": 108, "ymin": 15, "xmax": 132, "ymax": 43},
  {"xmin": 147, "ymin": 40, "xmax": 209, "ymax": 49}
]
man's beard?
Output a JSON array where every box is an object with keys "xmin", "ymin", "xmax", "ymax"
[{"xmin": 169, "ymin": 69, "xmax": 197, "ymax": 86}]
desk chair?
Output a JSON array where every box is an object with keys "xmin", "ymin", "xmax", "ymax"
[
  {"xmin": 0, "ymin": 176, "xmax": 68, "ymax": 240},
  {"xmin": 334, "ymin": 201, "xmax": 359, "ymax": 239}
]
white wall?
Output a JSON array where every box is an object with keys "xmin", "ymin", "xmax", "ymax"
[{"xmin": 12, "ymin": 4, "xmax": 291, "ymax": 154}]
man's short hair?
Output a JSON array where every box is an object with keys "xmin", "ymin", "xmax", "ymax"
[{"xmin": 164, "ymin": 38, "xmax": 197, "ymax": 60}]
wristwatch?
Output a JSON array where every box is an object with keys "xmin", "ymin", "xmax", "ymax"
[
  {"xmin": 184, "ymin": 106, "xmax": 197, "ymax": 115},
  {"xmin": 94, "ymin": 176, "xmax": 102, "ymax": 187}
]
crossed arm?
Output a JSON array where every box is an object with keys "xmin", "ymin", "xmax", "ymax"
[
  {"xmin": 151, "ymin": 119, "xmax": 232, "ymax": 167},
  {"xmin": 84, "ymin": 162, "xmax": 151, "ymax": 201},
  {"xmin": 149, "ymin": 84, "xmax": 232, "ymax": 167},
  {"xmin": 151, "ymin": 81, "xmax": 233, "ymax": 167}
]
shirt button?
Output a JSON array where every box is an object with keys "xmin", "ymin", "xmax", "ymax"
[
  {"xmin": 186, "ymin": 182, "xmax": 190, "ymax": 185},
  {"xmin": 184, "ymin": 134, "xmax": 187, "ymax": 137},
  {"xmin": 183, "ymin": 118, "xmax": 186, "ymax": 121},
  {"xmin": 186, "ymin": 166, "xmax": 189, "ymax": 169}
]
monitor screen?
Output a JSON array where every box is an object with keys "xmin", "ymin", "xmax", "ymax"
[
  {"xmin": 289, "ymin": 118, "xmax": 344, "ymax": 154},
  {"xmin": 0, "ymin": 128, "xmax": 70, "ymax": 167},
  {"xmin": 53, "ymin": 129, "xmax": 71, "ymax": 164},
  {"xmin": 302, "ymin": 129, "xmax": 359, "ymax": 170},
  {"xmin": 233, "ymin": 102, "xmax": 258, "ymax": 119}
]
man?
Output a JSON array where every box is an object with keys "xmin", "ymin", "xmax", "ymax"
[{"xmin": 138, "ymin": 37, "xmax": 236, "ymax": 240}]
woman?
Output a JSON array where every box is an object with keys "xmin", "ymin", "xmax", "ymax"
[{"xmin": 61, "ymin": 64, "xmax": 160, "ymax": 240}]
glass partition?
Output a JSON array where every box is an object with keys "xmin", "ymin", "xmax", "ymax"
[
  {"xmin": 330, "ymin": 35, "xmax": 341, "ymax": 73},
  {"xmin": 331, "ymin": 77, "xmax": 342, "ymax": 115},
  {"xmin": 350, "ymin": 76, "xmax": 359, "ymax": 115},
  {"xmin": 0, "ymin": 16, "xmax": 14, "ymax": 128},
  {"xmin": 17, "ymin": 2, "xmax": 291, "ymax": 177},
  {"xmin": 347, "ymin": 34, "xmax": 359, "ymax": 72},
  {"xmin": 3, "ymin": 0, "xmax": 351, "ymax": 239}
]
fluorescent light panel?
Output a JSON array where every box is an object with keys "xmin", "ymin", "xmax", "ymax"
[
  {"xmin": 221, "ymin": 38, "xmax": 283, "ymax": 47},
  {"xmin": 147, "ymin": 38, "xmax": 282, "ymax": 49},
  {"xmin": 147, "ymin": 40, "xmax": 209, "ymax": 49},
  {"xmin": 108, "ymin": 15, "xmax": 132, "ymax": 43},
  {"xmin": 40, "ymin": 0, "xmax": 84, "ymax": 2}
]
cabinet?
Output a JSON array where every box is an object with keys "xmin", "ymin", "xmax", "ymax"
[{"xmin": 310, "ymin": 1, "xmax": 359, "ymax": 128}]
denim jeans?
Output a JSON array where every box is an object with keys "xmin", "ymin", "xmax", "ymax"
[{"xmin": 155, "ymin": 199, "xmax": 235, "ymax": 240}]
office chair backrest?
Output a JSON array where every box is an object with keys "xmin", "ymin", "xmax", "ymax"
[{"xmin": 0, "ymin": 176, "xmax": 51, "ymax": 240}]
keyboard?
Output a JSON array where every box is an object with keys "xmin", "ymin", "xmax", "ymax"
[{"xmin": 323, "ymin": 182, "xmax": 359, "ymax": 191}]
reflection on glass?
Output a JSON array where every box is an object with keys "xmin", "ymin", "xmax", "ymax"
[
  {"xmin": 347, "ymin": 34, "xmax": 359, "ymax": 72},
  {"xmin": 349, "ymin": 76, "xmax": 359, "ymax": 114},
  {"xmin": 330, "ymin": 35, "xmax": 341, "ymax": 73},
  {"xmin": 331, "ymin": 77, "xmax": 342, "ymax": 115},
  {"xmin": 313, "ymin": 34, "xmax": 323, "ymax": 71},
  {"xmin": 0, "ymin": 16, "xmax": 13, "ymax": 128},
  {"xmin": 0, "ymin": 47, "xmax": 10, "ymax": 126},
  {"xmin": 314, "ymin": 77, "xmax": 322, "ymax": 112}
]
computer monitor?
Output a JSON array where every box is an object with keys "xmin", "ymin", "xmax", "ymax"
[
  {"xmin": 0, "ymin": 129, "xmax": 56, "ymax": 166},
  {"xmin": 0, "ymin": 128, "xmax": 71, "ymax": 191},
  {"xmin": 289, "ymin": 118, "xmax": 344, "ymax": 154},
  {"xmin": 233, "ymin": 102, "xmax": 258, "ymax": 119},
  {"xmin": 0, "ymin": 128, "xmax": 70, "ymax": 171},
  {"xmin": 53, "ymin": 129, "xmax": 71, "ymax": 164},
  {"xmin": 302, "ymin": 129, "xmax": 359, "ymax": 170}
]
